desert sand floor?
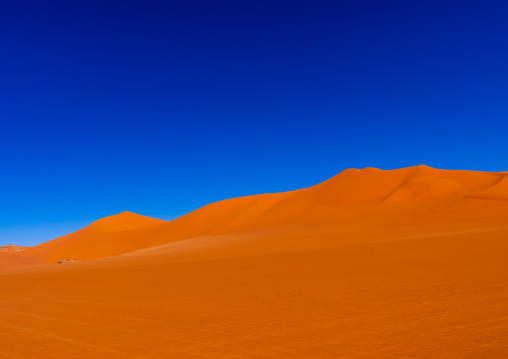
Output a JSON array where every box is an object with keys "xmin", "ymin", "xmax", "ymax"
[{"xmin": 1, "ymin": 166, "xmax": 507, "ymax": 358}]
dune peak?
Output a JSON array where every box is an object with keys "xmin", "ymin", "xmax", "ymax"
[
  {"xmin": 311, "ymin": 165, "xmax": 507, "ymax": 207},
  {"xmin": 88, "ymin": 211, "xmax": 167, "ymax": 232}
]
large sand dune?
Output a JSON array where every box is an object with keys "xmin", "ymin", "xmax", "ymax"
[{"xmin": 1, "ymin": 166, "xmax": 508, "ymax": 358}]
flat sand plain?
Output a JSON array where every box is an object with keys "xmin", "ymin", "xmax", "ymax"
[{"xmin": 1, "ymin": 166, "xmax": 507, "ymax": 358}]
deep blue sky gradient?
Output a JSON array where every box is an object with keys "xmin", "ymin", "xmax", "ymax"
[{"xmin": 1, "ymin": 0, "xmax": 507, "ymax": 245}]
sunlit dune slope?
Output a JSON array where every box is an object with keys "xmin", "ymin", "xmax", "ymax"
[
  {"xmin": 17, "ymin": 165, "xmax": 508, "ymax": 264},
  {"xmin": 20, "ymin": 211, "xmax": 167, "ymax": 263}
]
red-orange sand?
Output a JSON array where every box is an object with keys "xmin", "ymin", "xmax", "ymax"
[{"xmin": 1, "ymin": 165, "xmax": 508, "ymax": 358}]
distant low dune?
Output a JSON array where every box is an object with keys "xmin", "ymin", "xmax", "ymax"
[{"xmin": 0, "ymin": 244, "xmax": 27, "ymax": 252}]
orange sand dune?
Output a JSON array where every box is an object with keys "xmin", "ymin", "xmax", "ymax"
[
  {"xmin": 18, "ymin": 211, "xmax": 168, "ymax": 263},
  {"xmin": 1, "ymin": 165, "xmax": 508, "ymax": 358},
  {"xmin": 17, "ymin": 165, "xmax": 508, "ymax": 264}
]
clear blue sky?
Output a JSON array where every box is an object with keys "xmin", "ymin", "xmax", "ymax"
[{"xmin": 1, "ymin": 0, "xmax": 507, "ymax": 246}]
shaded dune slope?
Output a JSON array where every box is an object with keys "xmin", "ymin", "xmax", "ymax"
[{"xmin": 16, "ymin": 165, "xmax": 508, "ymax": 264}]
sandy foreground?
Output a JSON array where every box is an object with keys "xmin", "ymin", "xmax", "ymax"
[{"xmin": 1, "ymin": 166, "xmax": 507, "ymax": 358}]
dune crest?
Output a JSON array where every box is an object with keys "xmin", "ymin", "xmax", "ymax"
[{"xmin": 88, "ymin": 211, "xmax": 167, "ymax": 232}]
